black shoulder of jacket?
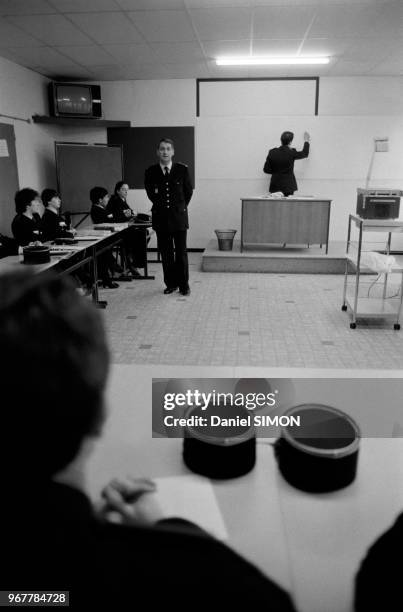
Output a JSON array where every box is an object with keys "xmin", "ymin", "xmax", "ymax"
[{"xmin": 175, "ymin": 162, "xmax": 189, "ymax": 169}]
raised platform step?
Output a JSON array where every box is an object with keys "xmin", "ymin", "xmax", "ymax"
[{"xmin": 202, "ymin": 239, "xmax": 348, "ymax": 274}]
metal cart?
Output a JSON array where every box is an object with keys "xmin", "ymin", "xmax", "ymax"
[{"xmin": 341, "ymin": 214, "xmax": 403, "ymax": 329}]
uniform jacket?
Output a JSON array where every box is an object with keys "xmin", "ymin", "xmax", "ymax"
[
  {"xmin": 355, "ymin": 512, "xmax": 403, "ymax": 611},
  {"xmin": 41, "ymin": 209, "xmax": 67, "ymax": 242},
  {"xmin": 1, "ymin": 482, "xmax": 296, "ymax": 611},
  {"xmin": 263, "ymin": 142, "xmax": 309, "ymax": 195},
  {"xmin": 90, "ymin": 203, "xmax": 114, "ymax": 225},
  {"xmin": 0, "ymin": 233, "xmax": 17, "ymax": 258},
  {"xmin": 144, "ymin": 162, "xmax": 193, "ymax": 233},
  {"xmin": 107, "ymin": 195, "xmax": 134, "ymax": 223},
  {"xmin": 11, "ymin": 213, "xmax": 42, "ymax": 246}
]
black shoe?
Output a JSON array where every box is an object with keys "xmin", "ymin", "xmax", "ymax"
[
  {"xmin": 102, "ymin": 280, "xmax": 119, "ymax": 289},
  {"xmin": 164, "ymin": 286, "xmax": 178, "ymax": 294},
  {"xmin": 179, "ymin": 286, "xmax": 191, "ymax": 296},
  {"xmin": 129, "ymin": 267, "xmax": 142, "ymax": 279}
]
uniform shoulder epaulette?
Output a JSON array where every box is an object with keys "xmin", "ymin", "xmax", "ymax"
[{"xmin": 177, "ymin": 162, "xmax": 188, "ymax": 168}]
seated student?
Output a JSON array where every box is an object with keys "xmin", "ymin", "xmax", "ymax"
[
  {"xmin": 0, "ymin": 233, "xmax": 17, "ymax": 258},
  {"xmin": 11, "ymin": 187, "xmax": 43, "ymax": 246},
  {"xmin": 89, "ymin": 186, "xmax": 119, "ymax": 289},
  {"xmin": 0, "ymin": 269, "xmax": 296, "ymax": 612},
  {"xmin": 40, "ymin": 188, "xmax": 73, "ymax": 242},
  {"xmin": 107, "ymin": 180, "xmax": 135, "ymax": 222},
  {"xmin": 355, "ymin": 513, "xmax": 403, "ymax": 610},
  {"xmin": 90, "ymin": 185, "xmax": 115, "ymax": 225},
  {"xmin": 107, "ymin": 181, "xmax": 147, "ymax": 278}
]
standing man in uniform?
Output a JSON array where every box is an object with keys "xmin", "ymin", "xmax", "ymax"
[
  {"xmin": 263, "ymin": 131, "xmax": 310, "ymax": 196},
  {"xmin": 144, "ymin": 138, "xmax": 193, "ymax": 296}
]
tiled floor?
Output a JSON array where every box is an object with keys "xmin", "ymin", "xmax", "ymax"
[{"xmin": 101, "ymin": 253, "xmax": 403, "ymax": 369}]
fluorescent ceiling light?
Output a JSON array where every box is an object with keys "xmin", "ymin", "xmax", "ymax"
[{"xmin": 216, "ymin": 56, "xmax": 329, "ymax": 66}]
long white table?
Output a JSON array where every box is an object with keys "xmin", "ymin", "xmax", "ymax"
[
  {"xmin": 86, "ymin": 366, "xmax": 403, "ymax": 612},
  {"xmin": 0, "ymin": 223, "xmax": 153, "ymax": 307}
]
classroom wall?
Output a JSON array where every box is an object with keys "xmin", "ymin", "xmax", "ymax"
[
  {"xmin": 98, "ymin": 76, "xmax": 403, "ymax": 249},
  {"xmin": 0, "ymin": 57, "xmax": 59, "ymax": 201},
  {"xmin": 0, "ymin": 57, "xmax": 108, "ymax": 227},
  {"xmin": 2, "ymin": 62, "xmax": 403, "ymax": 249}
]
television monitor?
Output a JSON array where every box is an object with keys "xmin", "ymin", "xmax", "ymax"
[{"xmin": 48, "ymin": 82, "xmax": 102, "ymax": 118}]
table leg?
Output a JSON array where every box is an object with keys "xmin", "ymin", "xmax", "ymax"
[
  {"xmin": 139, "ymin": 227, "xmax": 154, "ymax": 280},
  {"xmin": 92, "ymin": 246, "xmax": 107, "ymax": 308}
]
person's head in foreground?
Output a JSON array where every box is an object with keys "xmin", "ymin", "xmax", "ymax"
[
  {"xmin": 0, "ymin": 269, "xmax": 109, "ymax": 486},
  {"xmin": 0, "ymin": 271, "xmax": 298, "ymax": 610}
]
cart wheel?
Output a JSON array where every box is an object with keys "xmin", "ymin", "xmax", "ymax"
[
  {"xmin": 341, "ymin": 304, "xmax": 347, "ymax": 311},
  {"xmin": 394, "ymin": 324, "xmax": 401, "ymax": 331},
  {"xmin": 350, "ymin": 323, "xmax": 357, "ymax": 329}
]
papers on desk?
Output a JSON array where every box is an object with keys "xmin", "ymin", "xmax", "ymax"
[
  {"xmin": 93, "ymin": 223, "xmax": 128, "ymax": 232},
  {"xmin": 74, "ymin": 235, "xmax": 100, "ymax": 241},
  {"xmin": 76, "ymin": 229, "xmax": 111, "ymax": 237},
  {"xmin": 153, "ymin": 475, "xmax": 228, "ymax": 541},
  {"xmin": 260, "ymin": 192, "xmax": 284, "ymax": 199},
  {"xmin": 49, "ymin": 245, "xmax": 84, "ymax": 254},
  {"xmin": 49, "ymin": 250, "xmax": 72, "ymax": 256}
]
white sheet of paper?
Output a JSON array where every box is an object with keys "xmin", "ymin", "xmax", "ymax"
[
  {"xmin": 153, "ymin": 474, "xmax": 228, "ymax": 541},
  {"xmin": 74, "ymin": 236, "xmax": 99, "ymax": 241},
  {"xmin": 49, "ymin": 245, "xmax": 84, "ymax": 252}
]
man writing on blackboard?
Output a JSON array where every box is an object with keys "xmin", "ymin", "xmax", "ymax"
[
  {"xmin": 144, "ymin": 138, "xmax": 193, "ymax": 296},
  {"xmin": 263, "ymin": 131, "xmax": 310, "ymax": 196}
]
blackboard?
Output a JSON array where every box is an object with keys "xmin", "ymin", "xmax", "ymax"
[
  {"xmin": 107, "ymin": 126, "xmax": 195, "ymax": 189},
  {"xmin": 55, "ymin": 143, "xmax": 123, "ymax": 213}
]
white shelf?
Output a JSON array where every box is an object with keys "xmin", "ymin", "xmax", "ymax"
[
  {"xmin": 343, "ymin": 215, "xmax": 403, "ymax": 328},
  {"xmin": 344, "ymin": 296, "xmax": 399, "ymax": 319}
]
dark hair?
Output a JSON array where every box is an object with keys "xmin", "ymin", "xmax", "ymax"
[
  {"xmin": 0, "ymin": 270, "xmax": 109, "ymax": 480},
  {"xmin": 114, "ymin": 181, "xmax": 129, "ymax": 196},
  {"xmin": 41, "ymin": 189, "xmax": 59, "ymax": 207},
  {"xmin": 15, "ymin": 188, "xmax": 39, "ymax": 214},
  {"xmin": 281, "ymin": 131, "xmax": 294, "ymax": 146},
  {"xmin": 158, "ymin": 138, "xmax": 174, "ymax": 148},
  {"xmin": 90, "ymin": 186, "xmax": 108, "ymax": 204}
]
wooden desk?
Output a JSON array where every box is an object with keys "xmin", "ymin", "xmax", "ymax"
[{"xmin": 241, "ymin": 197, "xmax": 332, "ymax": 253}]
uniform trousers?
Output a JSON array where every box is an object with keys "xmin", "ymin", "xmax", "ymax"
[{"xmin": 157, "ymin": 230, "xmax": 189, "ymax": 290}]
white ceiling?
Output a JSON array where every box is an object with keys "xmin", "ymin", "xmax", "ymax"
[{"xmin": 0, "ymin": 0, "xmax": 402, "ymax": 80}]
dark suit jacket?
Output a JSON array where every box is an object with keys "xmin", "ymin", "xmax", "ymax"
[
  {"xmin": 11, "ymin": 213, "xmax": 42, "ymax": 246},
  {"xmin": 90, "ymin": 204, "xmax": 114, "ymax": 225},
  {"xmin": 41, "ymin": 209, "xmax": 66, "ymax": 242},
  {"xmin": 263, "ymin": 142, "xmax": 309, "ymax": 195},
  {"xmin": 0, "ymin": 233, "xmax": 17, "ymax": 258},
  {"xmin": 1, "ymin": 482, "xmax": 296, "ymax": 611},
  {"xmin": 355, "ymin": 512, "xmax": 403, "ymax": 611},
  {"xmin": 106, "ymin": 195, "xmax": 134, "ymax": 223},
  {"xmin": 144, "ymin": 162, "xmax": 193, "ymax": 233}
]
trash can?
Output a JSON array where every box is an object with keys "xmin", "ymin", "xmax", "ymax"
[{"xmin": 214, "ymin": 229, "xmax": 237, "ymax": 251}]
